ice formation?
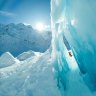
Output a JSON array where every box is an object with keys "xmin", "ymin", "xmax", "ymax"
[
  {"xmin": 0, "ymin": 52, "xmax": 20, "ymax": 68},
  {"xmin": 51, "ymin": 0, "xmax": 96, "ymax": 95},
  {"xmin": 0, "ymin": 0, "xmax": 96, "ymax": 96},
  {"xmin": 17, "ymin": 50, "xmax": 35, "ymax": 61}
]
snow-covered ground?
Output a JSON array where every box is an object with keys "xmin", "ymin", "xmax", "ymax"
[
  {"xmin": 0, "ymin": 50, "xmax": 61, "ymax": 96},
  {"xmin": 17, "ymin": 50, "xmax": 35, "ymax": 61},
  {"xmin": 0, "ymin": 21, "xmax": 95, "ymax": 95},
  {"xmin": 0, "ymin": 52, "xmax": 20, "ymax": 68},
  {"xmin": 0, "ymin": 50, "xmax": 96, "ymax": 96}
]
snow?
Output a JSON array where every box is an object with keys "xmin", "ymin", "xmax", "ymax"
[
  {"xmin": 0, "ymin": 52, "xmax": 20, "ymax": 68},
  {"xmin": 0, "ymin": 0, "xmax": 96, "ymax": 96},
  {"xmin": 17, "ymin": 50, "xmax": 35, "ymax": 61},
  {"xmin": 0, "ymin": 50, "xmax": 96, "ymax": 96},
  {"xmin": 0, "ymin": 23, "xmax": 52, "ymax": 56},
  {"xmin": 0, "ymin": 51, "xmax": 61, "ymax": 96}
]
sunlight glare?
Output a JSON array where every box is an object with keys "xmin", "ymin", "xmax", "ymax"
[{"xmin": 36, "ymin": 22, "xmax": 45, "ymax": 31}]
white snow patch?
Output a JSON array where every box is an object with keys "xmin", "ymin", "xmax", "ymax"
[
  {"xmin": 0, "ymin": 51, "xmax": 61, "ymax": 96},
  {"xmin": 0, "ymin": 52, "xmax": 20, "ymax": 68},
  {"xmin": 17, "ymin": 50, "xmax": 35, "ymax": 61}
]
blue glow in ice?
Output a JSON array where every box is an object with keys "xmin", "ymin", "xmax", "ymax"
[{"xmin": 51, "ymin": 0, "xmax": 96, "ymax": 92}]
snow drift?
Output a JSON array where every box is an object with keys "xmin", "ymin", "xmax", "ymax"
[
  {"xmin": 0, "ymin": 52, "xmax": 20, "ymax": 68},
  {"xmin": 0, "ymin": 50, "xmax": 62, "ymax": 96},
  {"xmin": 17, "ymin": 50, "xmax": 35, "ymax": 61}
]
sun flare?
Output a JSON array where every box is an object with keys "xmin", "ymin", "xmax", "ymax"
[{"xmin": 36, "ymin": 22, "xmax": 45, "ymax": 31}]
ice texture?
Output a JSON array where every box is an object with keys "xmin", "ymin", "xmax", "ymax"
[
  {"xmin": 17, "ymin": 50, "xmax": 35, "ymax": 61},
  {"xmin": 0, "ymin": 51, "xmax": 61, "ymax": 96},
  {"xmin": 0, "ymin": 52, "xmax": 20, "ymax": 68},
  {"xmin": 51, "ymin": 0, "xmax": 96, "ymax": 94}
]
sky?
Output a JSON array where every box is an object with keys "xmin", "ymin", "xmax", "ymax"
[{"xmin": 0, "ymin": 0, "xmax": 51, "ymax": 27}]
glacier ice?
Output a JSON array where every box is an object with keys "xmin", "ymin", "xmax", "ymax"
[
  {"xmin": 0, "ymin": 52, "xmax": 20, "ymax": 68},
  {"xmin": 51, "ymin": 0, "xmax": 96, "ymax": 95}
]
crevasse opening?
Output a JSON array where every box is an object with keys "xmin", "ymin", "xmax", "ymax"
[{"xmin": 51, "ymin": 0, "xmax": 96, "ymax": 94}]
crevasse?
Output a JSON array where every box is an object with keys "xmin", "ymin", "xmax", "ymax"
[{"xmin": 51, "ymin": 0, "xmax": 96, "ymax": 94}]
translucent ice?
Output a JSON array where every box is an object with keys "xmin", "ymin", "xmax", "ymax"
[{"xmin": 51, "ymin": 0, "xmax": 96, "ymax": 92}]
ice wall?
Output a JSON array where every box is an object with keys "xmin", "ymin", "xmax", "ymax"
[{"xmin": 51, "ymin": 0, "xmax": 96, "ymax": 92}]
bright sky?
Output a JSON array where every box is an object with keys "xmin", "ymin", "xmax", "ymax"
[{"xmin": 0, "ymin": 0, "xmax": 51, "ymax": 27}]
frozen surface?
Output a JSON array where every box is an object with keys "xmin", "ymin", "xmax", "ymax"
[
  {"xmin": 17, "ymin": 50, "xmax": 35, "ymax": 61},
  {"xmin": 0, "ymin": 52, "xmax": 20, "ymax": 68},
  {"xmin": 51, "ymin": 0, "xmax": 96, "ymax": 95},
  {"xmin": 0, "ymin": 51, "xmax": 61, "ymax": 96},
  {"xmin": 0, "ymin": 50, "xmax": 96, "ymax": 96},
  {"xmin": 0, "ymin": 0, "xmax": 96, "ymax": 96}
]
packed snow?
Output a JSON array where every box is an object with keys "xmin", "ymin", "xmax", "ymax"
[
  {"xmin": 0, "ymin": 50, "xmax": 96, "ymax": 96},
  {"xmin": 0, "ymin": 50, "xmax": 62, "ymax": 96},
  {"xmin": 0, "ymin": 52, "xmax": 20, "ymax": 68},
  {"xmin": 17, "ymin": 50, "xmax": 35, "ymax": 61}
]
